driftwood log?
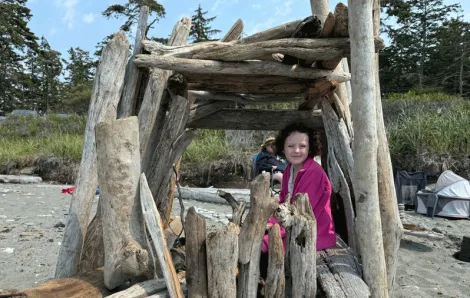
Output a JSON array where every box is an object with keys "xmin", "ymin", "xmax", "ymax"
[
  {"xmin": 55, "ymin": 31, "xmax": 130, "ymax": 279},
  {"xmin": 373, "ymin": 0, "xmax": 403, "ymax": 294},
  {"xmin": 316, "ymin": 240, "xmax": 370, "ymax": 297},
  {"xmin": 238, "ymin": 19, "xmax": 302, "ymax": 44},
  {"xmin": 95, "ymin": 117, "xmax": 150, "ymax": 289},
  {"xmin": 117, "ymin": 6, "xmax": 149, "ymax": 118},
  {"xmin": 237, "ymin": 173, "xmax": 278, "ymax": 298},
  {"xmin": 187, "ymin": 109, "xmax": 323, "ymax": 131},
  {"xmin": 134, "ymin": 55, "xmax": 351, "ymax": 82},
  {"xmin": 349, "ymin": 0, "xmax": 389, "ymax": 296},
  {"xmin": 142, "ymin": 37, "xmax": 384, "ymax": 62},
  {"xmin": 189, "ymin": 91, "xmax": 301, "ymax": 105},
  {"xmin": 206, "ymin": 223, "xmax": 240, "ymax": 298},
  {"xmin": 217, "ymin": 190, "xmax": 246, "ymax": 226},
  {"xmin": 106, "ymin": 279, "xmax": 167, "ymax": 298},
  {"xmin": 263, "ymin": 224, "xmax": 285, "ymax": 298},
  {"xmin": 185, "ymin": 207, "xmax": 209, "ymax": 298},
  {"xmin": 140, "ymin": 173, "xmax": 184, "ymax": 298}
]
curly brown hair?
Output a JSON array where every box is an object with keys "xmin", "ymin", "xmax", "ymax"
[{"xmin": 275, "ymin": 122, "xmax": 322, "ymax": 158}]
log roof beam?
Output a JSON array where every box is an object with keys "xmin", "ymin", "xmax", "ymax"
[{"xmin": 186, "ymin": 108, "xmax": 323, "ymax": 131}]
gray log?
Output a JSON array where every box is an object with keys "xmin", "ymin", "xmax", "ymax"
[
  {"xmin": 206, "ymin": 223, "xmax": 240, "ymax": 298},
  {"xmin": 185, "ymin": 207, "xmax": 208, "ymax": 298},
  {"xmin": 349, "ymin": 0, "xmax": 389, "ymax": 296},
  {"xmin": 134, "ymin": 55, "xmax": 351, "ymax": 82},
  {"xmin": 106, "ymin": 279, "xmax": 167, "ymax": 298},
  {"xmin": 238, "ymin": 20, "xmax": 302, "ymax": 44},
  {"xmin": 189, "ymin": 91, "xmax": 301, "ymax": 105},
  {"xmin": 238, "ymin": 173, "xmax": 278, "ymax": 298},
  {"xmin": 95, "ymin": 117, "xmax": 150, "ymax": 289},
  {"xmin": 117, "ymin": 6, "xmax": 149, "ymax": 118},
  {"xmin": 187, "ymin": 108, "xmax": 323, "ymax": 131},
  {"xmin": 55, "ymin": 31, "xmax": 129, "ymax": 279},
  {"xmin": 263, "ymin": 224, "xmax": 285, "ymax": 298},
  {"xmin": 222, "ymin": 19, "xmax": 244, "ymax": 42},
  {"xmin": 140, "ymin": 174, "xmax": 184, "ymax": 298}
]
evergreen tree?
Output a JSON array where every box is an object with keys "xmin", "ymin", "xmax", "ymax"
[
  {"xmin": 381, "ymin": 0, "xmax": 460, "ymax": 92},
  {"xmin": 0, "ymin": 0, "xmax": 38, "ymax": 112},
  {"xmin": 96, "ymin": 0, "xmax": 166, "ymax": 57},
  {"xmin": 190, "ymin": 4, "xmax": 221, "ymax": 42}
]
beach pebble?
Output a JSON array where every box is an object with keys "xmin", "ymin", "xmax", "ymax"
[
  {"xmin": 432, "ymin": 227, "xmax": 444, "ymax": 234},
  {"xmin": 418, "ymin": 223, "xmax": 429, "ymax": 230},
  {"xmin": 54, "ymin": 221, "xmax": 65, "ymax": 228},
  {"xmin": 1, "ymin": 247, "xmax": 15, "ymax": 254},
  {"xmin": 0, "ymin": 215, "xmax": 7, "ymax": 219}
]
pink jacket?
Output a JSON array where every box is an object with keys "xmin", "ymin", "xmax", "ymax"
[{"xmin": 262, "ymin": 157, "xmax": 336, "ymax": 252}]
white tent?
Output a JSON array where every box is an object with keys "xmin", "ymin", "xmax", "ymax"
[{"xmin": 416, "ymin": 170, "xmax": 470, "ymax": 218}]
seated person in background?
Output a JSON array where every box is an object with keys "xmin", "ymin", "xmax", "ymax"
[{"xmin": 255, "ymin": 137, "xmax": 287, "ymax": 184}]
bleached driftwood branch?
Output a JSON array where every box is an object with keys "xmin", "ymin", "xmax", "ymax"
[{"xmin": 134, "ymin": 55, "xmax": 351, "ymax": 82}]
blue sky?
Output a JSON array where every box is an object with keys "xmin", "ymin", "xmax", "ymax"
[{"xmin": 26, "ymin": 0, "xmax": 469, "ymax": 61}]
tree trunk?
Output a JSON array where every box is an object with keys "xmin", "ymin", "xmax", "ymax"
[
  {"xmin": 348, "ymin": 0, "xmax": 388, "ymax": 297},
  {"xmin": 95, "ymin": 117, "xmax": 150, "ymax": 289},
  {"xmin": 117, "ymin": 6, "xmax": 149, "ymax": 118},
  {"xmin": 373, "ymin": 1, "xmax": 403, "ymax": 294},
  {"xmin": 206, "ymin": 223, "xmax": 240, "ymax": 298},
  {"xmin": 237, "ymin": 173, "xmax": 278, "ymax": 298},
  {"xmin": 185, "ymin": 207, "xmax": 209, "ymax": 298},
  {"xmin": 55, "ymin": 31, "xmax": 129, "ymax": 279}
]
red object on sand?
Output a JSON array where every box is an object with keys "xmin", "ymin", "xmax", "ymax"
[{"xmin": 62, "ymin": 186, "xmax": 75, "ymax": 194}]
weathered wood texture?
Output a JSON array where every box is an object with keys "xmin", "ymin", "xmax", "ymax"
[
  {"xmin": 206, "ymin": 223, "xmax": 240, "ymax": 298},
  {"xmin": 189, "ymin": 91, "xmax": 301, "ymax": 105},
  {"xmin": 185, "ymin": 207, "xmax": 208, "ymax": 298},
  {"xmin": 117, "ymin": 6, "xmax": 149, "ymax": 118},
  {"xmin": 139, "ymin": 18, "xmax": 191, "ymax": 159},
  {"xmin": 298, "ymin": 78, "xmax": 338, "ymax": 110},
  {"xmin": 143, "ymin": 86, "xmax": 191, "ymax": 222},
  {"xmin": 263, "ymin": 224, "xmax": 285, "ymax": 298},
  {"xmin": 217, "ymin": 190, "xmax": 246, "ymax": 226},
  {"xmin": 106, "ymin": 279, "xmax": 167, "ymax": 298},
  {"xmin": 349, "ymin": 0, "xmax": 389, "ymax": 296},
  {"xmin": 2, "ymin": 269, "xmax": 111, "ymax": 298},
  {"xmin": 189, "ymin": 100, "xmax": 233, "ymax": 121},
  {"xmin": 238, "ymin": 173, "xmax": 278, "ymax": 298},
  {"xmin": 238, "ymin": 19, "xmax": 302, "ymax": 44},
  {"xmin": 317, "ymin": 240, "xmax": 370, "ymax": 297},
  {"xmin": 288, "ymin": 194, "xmax": 317, "ymax": 298},
  {"xmin": 134, "ymin": 55, "xmax": 351, "ymax": 82},
  {"xmin": 140, "ymin": 173, "xmax": 184, "ymax": 298},
  {"xmin": 95, "ymin": 117, "xmax": 150, "ymax": 289},
  {"xmin": 222, "ymin": 19, "xmax": 244, "ymax": 42},
  {"xmin": 373, "ymin": 0, "xmax": 403, "ymax": 294},
  {"xmin": 79, "ymin": 202, "xmax": 104, "ymax": 273},
  {"xmin": 320, "ymin": 13, "xmax": 336, "ymax": 37},
  {"xmin": 321, "ymin": 99, "xmax": 356, "ymax": 251},
  {"xmin": 55, "ymin": 31, "xmax": 129, "ymax": 279},
  {"xmin": 187, "ymin": 109, "xmax": 323, "ymax": 131}
]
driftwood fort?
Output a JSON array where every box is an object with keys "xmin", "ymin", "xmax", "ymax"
[{"xmin": 3, "ymin": 0, "xmax": 404, "ymax": 297}]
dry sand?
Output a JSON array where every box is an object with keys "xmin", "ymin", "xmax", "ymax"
[{"xmin": 0, "ymin": 183, "xmax": 469, "ymax": 297}]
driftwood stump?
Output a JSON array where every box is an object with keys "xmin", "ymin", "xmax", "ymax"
[
  {"xmin": 206, "ymin": 223, "xmax": 240, "ymax": 298},
  {"xmin": 185, "ymin": 207, "xmax": 208, "ymax": 298},
  {"xmin": 263, "ymin": 224, "xmax": 285, "ymax": 298},
  {"xmin": 95, "ymin": 117, "xmax": 150, "ymax": 289},
  {"xmin": 237, "ymin": 173, "xmax": 278, "ymax": 298}
]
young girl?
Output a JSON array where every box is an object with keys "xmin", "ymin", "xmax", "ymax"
[{"xmin": 262, "ymin": 122, "xmax": 336, "ymax": 253}]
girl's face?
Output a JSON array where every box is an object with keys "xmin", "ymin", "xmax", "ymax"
[{"xmin": 284, "ymin": 131, "xmax": 309, "ymax": 167}]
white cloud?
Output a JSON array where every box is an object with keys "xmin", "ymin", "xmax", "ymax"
[
  {"xmin": 48, "ymin": 28, "xmax": 57, "ymax": 37},
  {"xmin": 56, "ymin": 0, "xmax": 80, "ymax": 29},
  {"xmin": 275, "ymin": 0, "xmax": 293, "ymax": 17},
  {"xmin": 82, "ymin": 13, "xmax": 96, "ymax": 24},
  {"xmin": 252, "ymin": 4, "xmax": 261, "ymax": 9}
]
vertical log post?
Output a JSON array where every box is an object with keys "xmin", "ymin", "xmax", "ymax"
[
  {"xmin": 263, "ymin": 224, "xmax": 285, "ymax": 298},
  {"xmin": 348, "ymin": 0, "xmax": 389, "ymax": 297},
  {"xmin": 237, "ymin": 173, "xmax": 278, "ymax": 298},
  {"xmin": 185, "ymin": 207, "xmax": 208, "ymax": 298},
  {"xmin": 207, "ymin": 223, "xmax": 240, "ymax": 298},
  {"xmin": 95, "ymin": 117, "xmax": 150, "ymax": 289},
  {"xmin": 55, "ymin": 31, "xmax": 129, "ymax": 278},
  {"xmin": 117, "ymin": 6, "xmax": 149, "ymax": 118},
  {"xmin": 373, "ymin": 0, "xmax": 404, "ymax": 294}
]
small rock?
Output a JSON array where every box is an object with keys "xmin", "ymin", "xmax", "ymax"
[
  {"xmin": 432, "ymin": 227, "xmax": 444, "ymax": 234},
  {"xmin": 1, "ymin": 247, "xmax": 15, "ymax": 254},
  {"xmin": 418, "ymin": 223, "xmax": 429, "ymax": 230},
  {"xmin": 54, "ymin": 221, "xmax": 65, "ymax": 228},
  {"xmin": 0, "ymin": 215, "xmax": 7, "ymax": 219},
  {"xmin": 48, "ymin": 239, "xmax": 54, "ymax": 242}
]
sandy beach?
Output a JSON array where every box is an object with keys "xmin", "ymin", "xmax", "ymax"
[{"xmin": 0, "ymin": 182, "xmax": 469, "ymax": 297}]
